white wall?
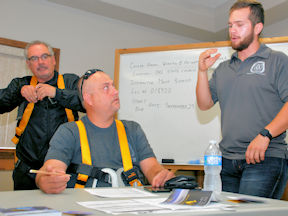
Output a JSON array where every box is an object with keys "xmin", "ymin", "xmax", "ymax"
[
  {"xmin": 263, "ymin": 18, "xmax": 288, "ymax": 38},
  {"xmin": 0, "ymin": 0, "xmax": 197, "ymax": 79},
  {"xmin": 1, "ymin": 0, "xmax": 288, "ymax": 79}
]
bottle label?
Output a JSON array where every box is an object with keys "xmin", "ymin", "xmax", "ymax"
[{"xmin": 204, "ymin": 155, "xmax": 222, "ymax": 166}]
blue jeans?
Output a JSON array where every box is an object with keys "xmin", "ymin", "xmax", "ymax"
[{"xmin": 221, "ymin": 157, "xmax": 288, "ymax": 199}]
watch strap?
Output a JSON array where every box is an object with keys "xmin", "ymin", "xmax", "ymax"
[{"xmin": 260, "ymin": 129, "xmax": 272, "ymax": 140}]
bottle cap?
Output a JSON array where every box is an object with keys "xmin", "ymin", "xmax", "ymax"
[{"xmin": 209, "ymin": 140, "xmax": 217, "ymax": 145}]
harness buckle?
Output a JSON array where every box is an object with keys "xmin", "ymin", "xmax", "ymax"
[
  {"xmin": 122, "ymin": 167, "xmax": 142, "ymax": 186},
  {"xmin": 69, "ymin": 163, "xmax": 111, "ymax": 187},
  {"xmin": 76, "ymin": 164, "xmax": 93, "ymax": 176}
]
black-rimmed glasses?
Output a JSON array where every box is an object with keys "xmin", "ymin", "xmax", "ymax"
[
  {"xmin": 27, "ymin": 53, "xmax": 52, "ymax": 62},
  {"xmin": 80, "ymin": 69, "xmax": 103, "ymax": 98}
]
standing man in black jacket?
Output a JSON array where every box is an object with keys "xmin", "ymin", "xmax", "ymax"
[{"xmin": 0, "ymin": 40, "xmax": 84, "ymax": 190}]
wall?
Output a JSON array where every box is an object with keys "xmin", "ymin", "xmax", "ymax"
[
  {"xmin": 263, "ymin": 18, "xmax": 288, "ymax": 37},
  {"xmin": 0, "ymin": 0, "xmax": 197, "ymax": 79}
]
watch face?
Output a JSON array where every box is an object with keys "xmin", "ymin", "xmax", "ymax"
[
  {"xmin": 260, "ymin": 130, "xmax": 268, "ymax": 136},
  {"xmin": 260, "ymin": 129, "xmax": 272, "ymax": 140}
]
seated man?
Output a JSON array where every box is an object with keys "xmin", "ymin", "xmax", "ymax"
[{"xmin": 36, "ymin": 69, "xmax": 175, "ymax": 194}]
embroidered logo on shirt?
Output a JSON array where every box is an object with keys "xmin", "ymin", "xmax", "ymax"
[{"xmin": 247, "ymin": 61, "xmax": 265, "ymax": 75}]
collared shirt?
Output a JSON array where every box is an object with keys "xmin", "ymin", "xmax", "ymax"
[{"xmin": 209, "ymin": 44, "xmax": 288, "ymax": 159}]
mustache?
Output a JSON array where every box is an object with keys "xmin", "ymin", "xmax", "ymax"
[{"xmin": 37, "ymin": 65, "xmax": 48, "ymax": 70}]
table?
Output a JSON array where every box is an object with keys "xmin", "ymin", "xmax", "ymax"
[{"xmin": 0, "ymin": 188, "xmax": 288, "ymax": 216}]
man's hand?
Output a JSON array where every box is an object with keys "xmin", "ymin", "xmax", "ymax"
[
  {"xmin": 140, "ymin": 157, "xmax": 175, "ymax": 188},
  {"xmin": 196, "ymin": 49, "xmax": 219, "ymax": 110},
  {"xmin": 36, "ymin": 160, "xmax": 70, "ymax": 194},
  {"xmin": 21, "ymin": 85, "xmax": 38, "ymax": 103},
  {"xmin": 35, "ymin": 84, "xmax": 56, "ymax": 101},
  {"xmin": 245, "ymin": 134, "xmax": 270, "ymax": 164},
  {"xmin": 198, "ymin": 48, "xmax": 221, "ymax": 72},
  {"xmin": 151, "ymin": 169, "xmax": 175, "ymax": 188}
]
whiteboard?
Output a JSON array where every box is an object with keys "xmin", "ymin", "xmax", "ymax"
[{"xmin": 115, "ymin": 37, "xmax": 288, "ymax": 163}]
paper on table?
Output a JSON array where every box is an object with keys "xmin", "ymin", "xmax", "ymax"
[
  {"xmin": 78, "ymin": 198, "xmax": 233, "ymax": 215},
  {"xmin": 77, "ymin": 199, "xmax": 168, "ymax": 215},
  {"xmin": 84, "ymin": 188, "xmax": 157, "ymax": 198},
  {"xmin": 227, "ymin": 196, "xmax": 265, "ymax": 204},
  {"xmin": 138, "ymin": 198, "xmax": 233, "ymax": 212}
]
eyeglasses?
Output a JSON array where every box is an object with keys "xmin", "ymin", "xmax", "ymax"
[
  {"xmin": 80, "ymin": 69, "xmax": 103, "ymax": 99},
  {"xmin": 27, "ymin": 53, "xmax": 52, "ymax": 62}
]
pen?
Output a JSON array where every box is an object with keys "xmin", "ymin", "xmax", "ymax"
[{"xmin": 29, "ymin": 169, "xmax": 70, "ymax": 176}]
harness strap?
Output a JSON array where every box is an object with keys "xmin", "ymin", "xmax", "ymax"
[
  {"xmin": 57, "ymin": 74, "xmax": 74, "ymax": 122},
  {"xmin": 115, "ymin": 120, "xmax": 142, "ymax": 186},
  {"xmin": 11, "ymin": 76, "xmax": 37, "ymax": 145},
  {"xmin": 11, "ymin": 75, "xmax": 74, "ymax": 145},
  {"xmin": 75, "ymin": 120, "xmax": 92, "ymax": 188}
]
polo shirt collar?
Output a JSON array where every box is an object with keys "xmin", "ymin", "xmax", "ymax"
[{"xmin": 230, "ymin": 43, "xmax": 270, "ymax": 63}]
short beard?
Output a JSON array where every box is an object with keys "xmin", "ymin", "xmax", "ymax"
[{"xmin": 231, "ymin": 31, "xmax": 254, "ymax": 51}]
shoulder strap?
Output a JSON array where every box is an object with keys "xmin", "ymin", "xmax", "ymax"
[
  {"xmin": 11, "ymin": 74, "xmax": 75, "ymax": 145},
  {"xmin": 115, "ymin": 120, "xmax": 142, "ymax": 186},
  {"xmin": 74, "ymin": 120, "xmax": 92, "ymax": 188},
  {"xmin": 75, "ymin": 119, "xmax": 142, "ymax": 188},
  {"xmin": 115, "ymin": 120, "xmax": 133, "ymax": 171},
  {"xmin": 57, "ymin": 74, "xmax": 75, "ymax": 122},
  {"xmin": 11, "ymin": 76, "xmax": 37, "ymax": 144}
]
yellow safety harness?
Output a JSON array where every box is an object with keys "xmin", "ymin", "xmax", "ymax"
[
  {"xmin": 74, "ymin": 119, "xmax": 142, "ymax": 188},
  {"xmin": 57, "ymin": 74, "xmax": 75, "ymax": 122},
  {"xmin": 11, "ymin": 75, "xmax": 74, "ymax": 145}
]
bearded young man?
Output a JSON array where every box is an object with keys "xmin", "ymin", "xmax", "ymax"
[{"xmin": 196, "ymin": 0, "xmax": 288, "ymax": 199}]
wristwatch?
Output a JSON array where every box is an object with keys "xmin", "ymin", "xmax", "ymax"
[{"xmin": 259, "ymin": 129, "xmax": 272, "ymax": 140}]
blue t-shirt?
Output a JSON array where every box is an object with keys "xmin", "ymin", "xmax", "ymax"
[{"xmin": 45, "ymin": 116, "xmax": 155, "ymax": 187}]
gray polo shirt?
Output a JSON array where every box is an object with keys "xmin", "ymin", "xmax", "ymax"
[{"xmin": 209, "ymin": 44, "xmax": 288, "ymax": 160}]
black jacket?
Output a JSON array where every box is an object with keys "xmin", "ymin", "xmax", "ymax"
[{"xmin": 0, "ymin": 71, "xmax": 84, "ymax": 169}]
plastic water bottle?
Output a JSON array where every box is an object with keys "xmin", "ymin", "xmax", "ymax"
[{"xmin": 203, "ymin": 140, "xmax": 222, "ymax": 200}]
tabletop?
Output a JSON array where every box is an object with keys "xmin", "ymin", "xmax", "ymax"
[{"xmin": 0, "ymin": 188, "xmax": 288, "ymax": 216}]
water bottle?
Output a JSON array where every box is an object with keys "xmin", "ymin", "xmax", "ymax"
[{"xmin": 203, "ymin": 140, "xmax": 222, "ymax": 200}]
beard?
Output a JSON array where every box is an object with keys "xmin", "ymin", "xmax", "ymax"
[{"xmin": 231, "ymin": 31, "xmax": 254, "ymax": 51}]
